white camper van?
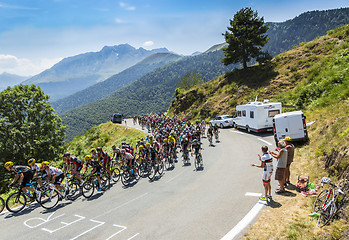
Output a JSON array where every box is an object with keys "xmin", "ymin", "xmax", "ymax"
[
  {"xmin": 234, "ymin": 100, "xmax": 282, "ymax": 132},
  {"xmin": 273, "ymin": 111, "xmax": 308, "ymax": 144}
]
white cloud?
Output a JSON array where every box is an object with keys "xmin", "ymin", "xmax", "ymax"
[
  {"xmin": 119, "ymin": 1, "xmax": 135, "ymax": 11},
  {"xmin": 0, "ymin": 54, "xmax": 61, "ymax": 76},
  {"xmin": 115, "ymin": 18, "xmax": 125, "ymax": 24},
  {"xmin": 143, "ymin": 41, "xmax": 154, "ymax": 47}
]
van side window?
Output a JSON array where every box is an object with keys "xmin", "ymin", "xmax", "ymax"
[
  {"xmin": 242, "ymin": 110, "xmax": 246, "ymax": 117},
  {"xmin": 250, "ymin": 111, "xmax": 254, "ymax": 118},
  {"xmin": 268, "ymin": 110, "xmax": 280, "ymax": 117},
  {"xmin": 237, "ymin": 111, "xmax": 241, "ymax": 117}
]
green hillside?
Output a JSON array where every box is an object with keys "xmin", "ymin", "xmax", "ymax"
[
  {"xmin": 61, "ymin": 50, "xmax": 237, "ymax": 141},
  {"xmin": 169, "ymin": 25, "xmax": 349, "ymax": 239},
  {"xmin": 52, "ymin": 52, "xmax": 182, "ymax": 114},
  {"xmin": 265, "ymin": 7, "xmax": 349, "ymax": 56}
]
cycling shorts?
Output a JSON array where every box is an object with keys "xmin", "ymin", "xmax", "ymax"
[
  {"xmin": 262, "ymin": 166, "xmax": 273, "ymax": 183},
  {"xmin": 21, "ymin": 171, "xmax": 34, "ymax": 188},
  {"xmin": 54, "ymin": 173, "xmax": 65, "ymax": 185}
]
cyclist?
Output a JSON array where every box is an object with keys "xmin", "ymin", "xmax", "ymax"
[
  {"xmin": 162, "ymin": 138, "xmax": 170, "ymax": 159},
  {"xmin": 112, "ymin": 145, "xmax": 121, "ymax": 161},
  {"xmin": 41, "ymin": 161, "xmax": 65, "ymax": 196},
  {"xmin": 168, "ymin": 134, "xmax": 177, "ymax": 160},
  {"xmin": 5, "ymin": 161, "xmax": 41, "ymax": 200},
  {"xmin": 62, "ymin": 152, "xmax": 72, "ymax": 174},
  {"xmin": 207, "ymin": 125, "xmax": 213, "ymax": 145},
  {"xmin": 191, "ymin": 139, "xmax": 202, "ymax": 158},
  {"xmin": 28, "ymin": 158, "xmax": 44, "ymax": 187},
  {"xmin": 69, "ymin": 154, "xmax": 85, "ymax": 186},
  {"xmin": 96, "ymin": 147, "xmax": 112, "ymax": 180},
  {"xmin": 83, "ymin": 155, "xmax": 102, "ymax": 191},
  {"xmin": 121, "ymin": 149, "xmax": 137, "ymax": 175},
  {"xmin": 213, "ymin": 124, "xmax": 219, "ymax": 142}
]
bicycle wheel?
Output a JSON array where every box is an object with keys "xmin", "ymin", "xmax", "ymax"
[
  {"xmin": 67, "ymin": 182, "xmax": 80, "ymax": 200},
  {"xmin": 121, "ymin": 171, "xmax": 130, "ymax": 186},
  {"xmin": 0, "ymin": 197, "xmax": 5, "ymax": 213},
  {"xmin": 164, "ymin": 157, "xmax": 171, "ymax": 170},
  {"xmin": 200, "ymin": 155, "xmax": 204, "ymax": 168},
  {"xmin": 82, "ymin": 180, "xmax": 94, "ymax": 198},
  {"xmin": 194, "ymin": 156, "xmax": 199, "ymax": 170},
  {"xmin": 158, "ymin": 162, "xmax": 164, "ymax": 175},
  {"xmin": 39, "ymin": 188, "xmax": 59, "ymax": 209},
  {"xmin": 100, "ymin": 173, "xmax": 110, "ymax": 189},
  {"xmin": 111, "ymin": 168, "xmax": 121, "ymax": 183},
  {"xmin": 318, "ymin": 201, "xmax": 336, "ymax": 227},
  {"xmin": 148, "ymin": 166, "xmax": 156, "ymax": 181},
  {"xmin": 6, "ymin": 191, "xmax": 27, "ymax": 213},
  {"xmin": 314, "ymin": 190, "xmax": 330, "ymax": 212}
]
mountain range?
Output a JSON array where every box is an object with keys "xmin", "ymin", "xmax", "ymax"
[
  {"xmin": 22, "ymin": 44, "xmax": 170, "ymax": 101},
  {"xmin": 0, "ymin": 72, "xmax": 28, "ymax": 91},
  {"xmin": 51, "ymin": 52, "xmax": 182, "ymax": 114}
]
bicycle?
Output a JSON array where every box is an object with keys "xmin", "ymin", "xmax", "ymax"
[
  {"xmin": 313, "ymin": 177, "xmax": 346, "ymax": 227},
  {"xmin": 182, "ymin": 148, "xmax": 190, "ymax": 166},
  {"xmin": 163, "ymin": 152, "xmax": 175, "ymax": 170},
  {"xmin": 109, "ymin": 159, "xmax": 122, "ymax": 183},
  {"xmin": 193, "ymin": 151, "xmax": 203, "ymax": 170},
  {"xmin": 148, "ymin": 157, "xmax": 164, "ymax": 181},
  {"xmin": 215, "ymin": 131, "xmax": 219, "ymax": 142},
  {"xmin": 0, "ymin": 196, "xmax": 4, "ymax": 213},
  {"xmin": 121, "ymin": 164, "xmax": 140, "ymax": 186},
  {"xmin": 208, "ymin": 134, "xmax": 213, "ymax": 146},
  {"xmin": 6, "ymin": 185, "xmax": 40, "ymax": 213}
]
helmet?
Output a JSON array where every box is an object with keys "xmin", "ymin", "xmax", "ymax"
[
  {"xmin": 121, "ymin": 149, "xmax": 126, "ymax": 154},
  {"xmin": 96, "ymin": 147, "xmax": 102, "ymax": 152},
  {"xmin": 41, "ymin": 161, "xmax": 49, "ymax": 167},
  {"xmin": 284, "ymin": 136, "xmax": 291, "ymax": 142},
  {"xmin": 321, "ymin": 177, "xmax": 331, "ymax": 184},
  {"xmin": 63, "ymin": 152, "xmax": 70, "ymax": 157},
  {"xmin": 85, "ymin": 155, "xmax": 91, "ymax": 160},
  {"xmin": 4, "ymin": 161, "xmax": 14, "ymax": 168},
  {"xmin": 114, "ymin": 148, "xmax": 120, "ymax": 153},
  {"xmin": 139, "ymin": 145, "xmax": 144, "ymax": 150},
  {"xmin": 90, "ymin": 148, "xmax": 96, "ymax": 153},
  {"xmin": 145, "ymin": 142, "xmax": 151, "ymax": 147},
  {"xmin": 193, "ymin": 139, "xmax": 197, "ymax": 142},
  {"xmin": 28, "ymin": 158, "xmax": 36, "ymax": 164},
  {"xmin": 112, "ymin": 145, "xmax": 116, "ymax": 149},
  {"xmin": 163, "ymin": 138, "xmax": 168, "ymax": 142}
]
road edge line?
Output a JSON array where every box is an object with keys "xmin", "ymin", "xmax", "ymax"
[{"xmin": 220, "ymin": 202, "xmax": 264, "ymax": 240}]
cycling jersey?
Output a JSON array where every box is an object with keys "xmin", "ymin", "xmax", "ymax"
[
  {"xmin": 11, "ymin": 166, "xmax": 33, "ymax": 187},
  {"xmin": 70, "ymin": 156, "xmax": 83, "ymax": 171},
  {"xmin": 261, "ymin": 153, "xmax": 273, "ymax": 183},
  {"xmin": 87, "ymin": 160, "xmax": 102, "ymax": 175}
]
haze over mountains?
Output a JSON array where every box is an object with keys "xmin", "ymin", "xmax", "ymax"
[
  {"xmin": 21, "ymin": 44, "xmax": 171, "ymax": 101},
  {"xmin": 0, "ymin": 72, "xmax": 28, "ymax": 91}
]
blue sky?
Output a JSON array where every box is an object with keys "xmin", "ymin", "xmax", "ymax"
[{"xmin": 0, "ymin": 0, "xmax": 348, "ymax": 76}]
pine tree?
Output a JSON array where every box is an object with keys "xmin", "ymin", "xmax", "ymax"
[{"xmin": 222, "ymin": 8, "xmax": 270, "ymax": 69}]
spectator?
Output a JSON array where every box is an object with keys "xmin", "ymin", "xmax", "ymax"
[
  {"xmin": 251, "ymin": 145, "xmax": 273, "ymax": 201},
  {"xmin": 284, "ymin": 136, "xmax": 295, "ymax": 187},
  {"xmin": 270, "ymin": 140, "xmax": 288, "ymax": 194}
]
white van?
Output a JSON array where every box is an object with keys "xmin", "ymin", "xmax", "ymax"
[
  {"xmin": 234, "ymin": 100, "xmax": 282, "ymax": 132},
  {"xmin": 273, "ymin": 111, "xmax": 308, "ymax": 144}
]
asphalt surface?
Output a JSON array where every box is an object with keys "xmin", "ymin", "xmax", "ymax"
[{"xmin": 0, "ymin": 121, "xmax": 277, "ymax": 240}]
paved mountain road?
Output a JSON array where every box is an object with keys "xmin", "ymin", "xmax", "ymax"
[{"xmin": 0, "ymin": 122, "xmax": 277, "ymax": 240}]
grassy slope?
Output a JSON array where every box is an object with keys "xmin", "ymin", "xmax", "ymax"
[{"xmin": 168, "ymin": 25, "xmax": 349, "ymax": 239}]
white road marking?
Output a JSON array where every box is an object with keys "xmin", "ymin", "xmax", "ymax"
[
  {"xmin": 94, "ymin": 193, "xmax": 148, "ymax": 219},
  {"xmin": 257, "ymin": 138, "xmax": 272, "ymax": 146},
  {"xmin": 245, "ymin": 192, "xmax": 262, "ymax": 197},
  {"xmin": 105, "ymin": 224, "xmax": 127, "ymax": 240},
  {"xmin": 127, "ymin": 233, "xmax": 140, "ymax": 240},
  {"xmin": 70, "ymin": 219, "xmax": 105, "ymax": 240},
  {"xmin": 220, "ymin": 202, "xmax": 264, "ymax": 240},
  {"xmin": 230, "ymin": 130, "xmax": 246, "ymax": 135}
]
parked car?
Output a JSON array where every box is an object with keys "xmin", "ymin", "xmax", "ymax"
[
  {"xmin": 209, "ymin": 115, "xmax": 234, "ymax": 128},
  {"xmin": 111, "ymin": 113, "xmax": 123, "ymax": 124}
]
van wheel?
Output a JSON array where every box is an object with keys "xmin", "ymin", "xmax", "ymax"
[
  {"xmin": 220, "ymin": 123, "xmax": 224, "ymax": 129},
  {"xmin": 246, "ymin": 126, "xmax": 251, "ymax": 133}
]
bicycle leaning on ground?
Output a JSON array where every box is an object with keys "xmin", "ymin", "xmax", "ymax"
[{"xmin": 313, "ymin": 177, "xmax": 347, "ymax": 228}]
